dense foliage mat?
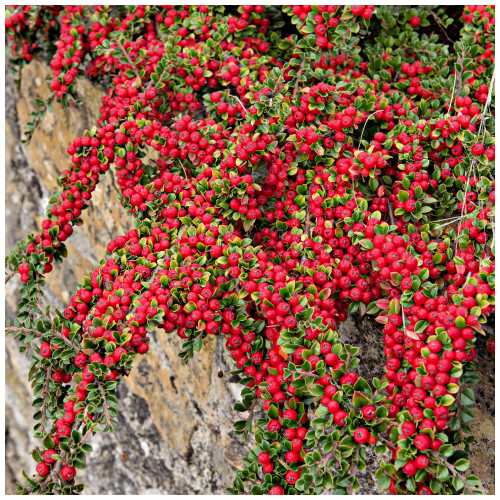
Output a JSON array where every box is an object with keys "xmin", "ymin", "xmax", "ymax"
[{"xmin": 5, "ymin": 4, "xmax": 495, "ymax": 495}]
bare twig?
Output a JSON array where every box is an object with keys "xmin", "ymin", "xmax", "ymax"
[
  {"xmin": 387, "ymin": 199, "xmax": 396, "ymax": 226},
  {"xmin": 424, "ymin": 7, "xmax": 454, "ymax": 44},
  {"xmin": 380, "ymin": 16, "xmax": 391, "ymax": 33},
  {"xmin": 229, "ymin": 93, "xmax": 249, "ymax": 114},
  {"xmin": 305, "ymin": 185, "xmax": 313, "ymax": 237},
  {"xmin": 304, "ymin": 210, "xmax": 312, "ymax": 237},
  {"xmin": 454, "ymin": 385, "xmax": 466, "ymax": 442},
  {"xmin": 357, "ymin": 110, "xmax": 385, "ymax": 149},
  {"xmin": 291, "ymin": 369, "xmax": 321, "ymax": 379}
]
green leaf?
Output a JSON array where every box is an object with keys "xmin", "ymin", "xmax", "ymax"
[
  {"xmin": 377, "ymin": 474, "xmax": 391, "ymax": 490},
  {"xmin": 452, "ymin": 476, "xmax": 464, "ymax": 491},
  {"xmin": 454, "ymin": 458, "xmax": 470, "ymax": 472},
  {"xmin": 430, "ymin": 478, "xmax": 442, "ymax": 493},
  {"xmin": 439, "ymin": 444, "xmax": 454, "ymax": 458},
  {"xmin": 71, "ymin": 430, "xmax": 81, "ymax": 444},
  {"xmin": 437, "ymin": 464, "xmax": 450, "ymax": 480},
  {"xmin": 193, "ymin": 338, "xmax": 203, "ymax": 352},
  {"xmin": 43, "ymin": 435, "xmax": 55, "ymax": 449},
  {"xmin": 461, "ymin": 388, "xmax": 475, "ymax": 406}
]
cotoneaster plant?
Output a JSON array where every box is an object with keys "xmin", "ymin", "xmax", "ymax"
[{"xmin": 5, "ymin": 4, "xmax": 495, "ymax": 495}]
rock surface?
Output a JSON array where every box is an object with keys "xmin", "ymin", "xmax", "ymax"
[{"xmin": 4, "ymin": 60, "xmax": 495, "ymax": 495}]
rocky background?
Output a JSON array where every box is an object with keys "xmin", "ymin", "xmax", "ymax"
[{"xmin": 5, "ymin": 60, "xmax": 495, "ymax": 495}]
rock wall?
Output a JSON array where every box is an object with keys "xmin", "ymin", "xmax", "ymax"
[{"xmin": 4, "ymin": 60, "xmax": 495, "ymax": 495}]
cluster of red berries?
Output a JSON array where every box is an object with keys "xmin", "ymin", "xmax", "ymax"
[
  {"xmin": 6, "ymin": 6, "xmax": 62, "ymax": 62},
  {"xmin": 7, "ymin": 4, "xmax": 494, "ymax": 495}
]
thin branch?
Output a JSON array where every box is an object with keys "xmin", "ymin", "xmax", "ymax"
[
  {"xmin": 453, "ymin": 48, "xmax": 467, "ymax": 100},
  {"xmin": 23, "ymin": 92, "xmax": 56, "ymax": 145},
  {"xmin": 81, "ymin": 426, "xmax": 94, "ymax": 443},
  {"xmin": 300, "ymin": 187, "xmax": 313, "ymax": 265},
  {"xmin": 292, "ymin": 369, "xmax": 321, "ymax": 380},
  {"xmin": 454, "ymin": 385, "xmax": 466, "ymax": 443},
  {"xmin": 50, "ymin": 471, "xmax": 61, "ymax": 495},
  {"xmin": 96, "ymin": 379, "xmax": 112, "ymax": 428},
  {"xmin": 40, "ymin": 367, "xmax": 52, "ymax": 433},
  {"xmin": 6, "ymin": 326, "xmax": 42, "ymax": 337},
  {"xmin": 5, "ymin": 270, "xmax": 16, "ymax": 282},
  {"xmin": 320, "ymin": 439, "xmax": 340, "ymax": 467},
  {"xmin": 7, "ymin": 324, "xmax": 82, "ymax": 352},
  {"xmin": 378, "ymin": 435, "xmax": 478, "ymax": 494},
  {"xmin": 387, "ymin": 199, "xmax": 396, "ymax": 226},
  {"xmin": 304, "ymin": 184, "xmax": 313, "ymax": 236},
  {"xmin": 53, "ymin": 330, "xmax": 82, "ymax": 352},
  {"xmin": 246, "ymin": 399, "xmax": 257, "ymax": 427},
  {"xmin": 424, "ymin": 7, "xmax": 454, "ymax": 44},
  {"xmin": 304, "ymin": 211, "xmax": 312, "ymax": 237},
  {"xmin": 347, "ymin": 444, "xmax": 361, "ymax": 494},
  {"xmin": 292, "ymin": 59, "xmax": 306, "ymax": 100},
  {"xmin": 229, "ymin": 93, "xmax": 248, "ymax": 114},
  {"xmin": 357, "ymin": 109, "xmax": 385, "ymax": 149},
  {"xmin": 380, "ymin": 16, "xmax": 391, "ymax": 33},
  {"xmin": 113, "ymin": 35, "xmax": 141, "ymax": 80},
  {"xmin": 429, "ymin": 451, "xmax": 476, "ymax": 494}
]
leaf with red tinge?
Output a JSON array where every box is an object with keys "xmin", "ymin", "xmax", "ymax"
[
  {"xmin": 375, "ymin": 314, "xmax": 389, "ymax": 324},
  {"xmin": 376, "ymin": 299, "xmax": 390, "ymax": 310},
  {"xmin": 405, "ymin": 330, "xmax": 420, "ymax": 340},
  {"xmin": 350, "ymin": 165, "xmax": 360, "ymax": 176},
  {"xmin": 483, "ymin": 245, "xmax": 493, "ymax": 258},
  {"xmin": 359, "ymin": 302, "xmax": 367, "ymax": 317},
  {"xmin": 313, "ymin": 145, "xmax": 324, "ymax": 156},
  {"xmin": 352, "ymin": 390, "xmax": 370, "ymax": 408},
  {"xmin": 390, "ymin": 272, "xmax": 402, "ymax": 285},
  {"xmin": 471, "ymin": 325, "xmax": 486, "ymax": 335}
]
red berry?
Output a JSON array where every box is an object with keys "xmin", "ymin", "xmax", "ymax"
[
  {"xmin": 61, "ymin": 465, "xmax": 76, "ymax": 481},
  {"xmin": 269, "ymin": 486, "xmax": 284, "ymax": 495},
  {"xmin": 353, "ymin": 427, "xmax": 370, "ymax": 443},
  {"xmin": 410, "ymin": 16, "xmax": 421, "ymax": 27}
]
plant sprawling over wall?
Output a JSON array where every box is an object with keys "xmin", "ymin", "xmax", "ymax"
[{"xmin": 5, "ymin": 4, "xmax": 495, "ymax": 495}]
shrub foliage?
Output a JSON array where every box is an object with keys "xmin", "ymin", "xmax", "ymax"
[{"xmin": 5, "ymin": 4, "xmax": 495, "ymax": 495}]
